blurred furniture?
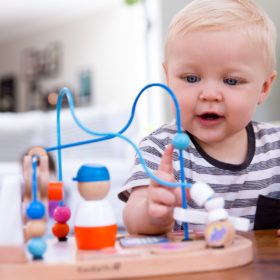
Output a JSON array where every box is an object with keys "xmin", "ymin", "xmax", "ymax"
[
  {"xmin": 0, "ymin": 76, "xmax": 16, "ymax": 112},
  {"xmin": 0, "ymin": 106, "xmax": 140, "ymax": 228}
]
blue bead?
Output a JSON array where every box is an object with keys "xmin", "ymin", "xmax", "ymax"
[
  {"xmin": 172, "ymin": 133, "xmax": 190, "ymax": 150},
  {"xmin": 27, "ymin": 237, "xmax": 47, "ymax": 259},
  {"xmin": 26, "ymin": 201, "xmax": 45, "ymax": 219}
]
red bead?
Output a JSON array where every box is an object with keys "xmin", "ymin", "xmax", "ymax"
[
  {"xmin": 53, "ymin": 206, "xmax": 71, "ymax": 223},
  {"xmin": 52, "ymin": 223, "xmax": 70, "ymax": 238}
]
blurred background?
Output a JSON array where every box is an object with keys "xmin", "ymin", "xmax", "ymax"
[
  {"xmin": 0, "ymin": 0, "xmax": 164, "ymax": 130},
  {"xmin": 0, "ymin": 0, "xmax": 279, "ymax": 229},
  {"xmin": 0, "ymin": 0, "xmax": 279, "ymax": 126}
]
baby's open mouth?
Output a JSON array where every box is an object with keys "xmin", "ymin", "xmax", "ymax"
[{"xmin": 200, "ymin": 113, "xmax": 221, "ymax": 120}]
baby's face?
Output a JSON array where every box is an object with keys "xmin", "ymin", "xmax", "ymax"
[{"xmin": 164, "ymin": 29, "xmax": 275, "ymax": 146}]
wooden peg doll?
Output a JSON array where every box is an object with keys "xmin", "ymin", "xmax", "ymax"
[{"xmin": 73, "ymin": 164, "xmax": 117, "ymax": 250}]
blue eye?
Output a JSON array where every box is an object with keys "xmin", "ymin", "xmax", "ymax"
[
  {"xmin": 224, "ymin": 78, "xmax": 239, "ymax": 86},
  {"xmin": 184, "ymin": 75, "xmax": 201, "ymax": 83}
]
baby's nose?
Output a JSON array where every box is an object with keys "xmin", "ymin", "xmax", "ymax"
[{"xmin": 199, "ymin": 86, "xmax": 223, "ymax": 102}]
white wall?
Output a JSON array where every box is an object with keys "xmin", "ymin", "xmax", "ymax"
[
  {"xmin": 254, "ymin": 0, "xmax": 280, "ymax": 121},
  {"xmin": 0, "ymin": 3, "xmax": 147, "ymax": 112},
  {"xmin": 160, "ymin": 0, "xmax": 192, "ymax": 123},
  {"xmin": 2, "ymin": 0, "xmax": 279, "ymax": 124}
]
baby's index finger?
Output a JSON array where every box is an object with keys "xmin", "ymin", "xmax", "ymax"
[{"xmin": 158, "ymin": 144, "xmax": 174, "ymax": 173}]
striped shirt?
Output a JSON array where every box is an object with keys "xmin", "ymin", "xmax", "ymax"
[{"xmin": 118, "ymin": 121, "xmax": 280, "ymax": 230}]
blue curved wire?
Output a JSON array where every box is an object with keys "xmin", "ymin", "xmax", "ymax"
[
  {"xmin": 46, "ymin": 83, "xmax": 190, "ymax": 189},
  {"xmin": 46, "ymin": 83, "xmax": 181, "ymax": 151},
  {"xmin": 46, "ymin": 83, "xmax": 190, "ymax": 239}
]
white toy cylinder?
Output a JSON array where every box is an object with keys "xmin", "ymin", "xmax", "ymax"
[
  {"xmin": 190, "ymin": 182, "xmax": 214, "ymax": 207},
  {"xmin": 173, "ymin": 207, "xmax": 208, "ymax": 224},
  {"xmin": 208, "ymin": 209, "xmax": 229, "ymax": 223},
  {"xmin": 205, "ymin": 197, "xmax": 225, "ymax": 211}
]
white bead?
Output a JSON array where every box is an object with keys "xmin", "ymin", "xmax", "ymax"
[
  {"xmin": 205, "ymin": 197, "xmax": 225, "ymax": 211},
  {"xmin": 208, "ymin": 209, "xmax": 229, "ymax": 223},
  {"xmin": 173, "ymin": 207, "xmax": 208, "ymax": 224},
  {"xmin": 190, "ymin": 182, "xmax": 214, "ymax": 207}
]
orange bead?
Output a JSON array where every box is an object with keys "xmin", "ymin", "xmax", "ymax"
[
  {"xmin": 52, "ymin": 222, "xmax": 70, "ymax": 238},
  {"xmin": 48, "ymin": 181, "xmax": 63, "ymax": 201}
]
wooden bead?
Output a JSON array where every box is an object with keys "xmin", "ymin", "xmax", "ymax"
[
  {"xmin": 52, "ymin": 222, "xmax": 70, "ymax": 238},
  {"xmin": 53, "ymin": 206, "xmax": 71, "ymax": 223},
  {"xmin": 48, "ymin": 181, "xmax": 63, "ymax": 201},
  {"xmin": 27, "ymin": 237, "xmax": 47, "ymax": 260},
  {"xmin": 205, "ymin": 220, "xmax": 235, "ymax": 248},
  {"xmin": 26, "ymin": 220, "xmax": 46, "ymax": 238},
  {"xmin": 172, "ymin": 133, "xmax": 190, "ymax": 149},
  {"xmin": 26, "ymin": 201, "xmax": 45, "ymax": 220},
  {"xmin": 277, "ymin": 229, "xmax": 280, "ymax": 237}
]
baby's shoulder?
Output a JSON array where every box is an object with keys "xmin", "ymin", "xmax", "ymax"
[
  {"xmin": 252, "ymin": 120, "xmax": 280, "ymax": 133},
  {"xmin": 252, "ymin": 121, "xmax": 280, "ymax": 143},
  {"xmin": 143, "ymin": 122, "xmax": 177, "ymax": 139},
  {"xmin": 138, "ymin": 122, "xmax": 178, "ymax": 150}
]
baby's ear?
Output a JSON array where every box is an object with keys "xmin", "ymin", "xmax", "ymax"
[{"xmin": 258, "ymin": 71, "xmax": 277, "ymax": 104}]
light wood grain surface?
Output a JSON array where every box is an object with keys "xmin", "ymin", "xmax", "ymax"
[
  {"xmin": 133, "ymin": 230, "xmax": 279, "ymax": 280},
  {"xmin": 0, "ymin": 230, "xmax": 278, "ymax": 280}
]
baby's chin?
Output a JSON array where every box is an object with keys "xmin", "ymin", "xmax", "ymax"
[
  {"xmin": 187, "ymin": 131, "xmax": 223, "ymax": 146},
  {"xmin": 179, "ymin": 125, "xmax": 220, "ymax": 144}
]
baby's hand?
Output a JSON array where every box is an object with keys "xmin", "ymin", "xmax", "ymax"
[{"xmin": 147, "ymin": 145, "xmax": 180, "ymax": 222}]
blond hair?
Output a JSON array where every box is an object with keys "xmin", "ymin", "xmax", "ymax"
[{"xmin": 165, "ymin": 0, "xmax": 277, "ymax": 73}]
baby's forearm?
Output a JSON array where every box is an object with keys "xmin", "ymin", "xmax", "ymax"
[{"xmin": 123, "ymin": 187, "xmax": 174, "ymax": 235}]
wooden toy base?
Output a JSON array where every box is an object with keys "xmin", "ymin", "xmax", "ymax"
[
  {"xmin": 0, "ymin": 245, "xmax": 27, "ymax": 263},
  {"xmin": 0, "ymin": 234, "xmax": 253, "ymax": 279}
]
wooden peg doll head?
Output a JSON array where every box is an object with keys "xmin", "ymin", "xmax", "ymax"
[{"xmin": 73, "ymin": 164, "xmax": 110, "ymax": 201}]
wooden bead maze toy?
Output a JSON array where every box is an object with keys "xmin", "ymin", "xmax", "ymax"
[{"xmin": 0, "ymin": 83, "xmax": 255, "ymax": 279}]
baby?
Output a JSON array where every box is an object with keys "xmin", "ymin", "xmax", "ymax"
[{"xmin": 119, "ymin": 0, "xmax": 280, "ymax": 235}]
